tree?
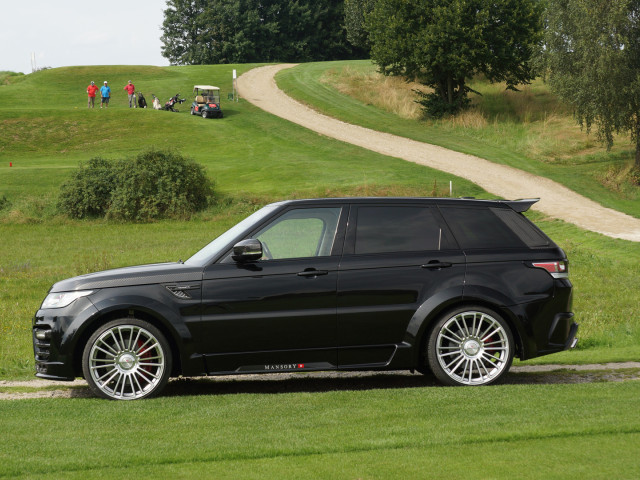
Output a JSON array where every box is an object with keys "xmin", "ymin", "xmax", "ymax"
[
  {"xmin": 366, "ymin": 0, "xmax": 544, "ymax": 117},
  {"xmin": 344, "ymin": 0, "xmax": 375, "ymax": 51},
  {"xmin": 161, "ymin": 0, "xmax": 211, "ymax": 65},
  {"xmin": 161, "ymin": 0, "xmax": 363, "ymax": 65},
  {"xmin": 545, "ymin": 0, "xmax": 640, "ymax": 169}
]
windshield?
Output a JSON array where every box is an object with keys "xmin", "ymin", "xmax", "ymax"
[{"xmin": 185, "ymin": 205, "xmax": 278, "ymax": 266}]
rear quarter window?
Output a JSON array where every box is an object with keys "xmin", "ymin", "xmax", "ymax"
[{"xmin": 439, "ymin": 206, "xmax": 532, "ymax": 249}]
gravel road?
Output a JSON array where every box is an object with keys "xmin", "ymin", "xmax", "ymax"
[{"xmin": 238, "ymin": 64, "xmax": 640, "ymax": 242}]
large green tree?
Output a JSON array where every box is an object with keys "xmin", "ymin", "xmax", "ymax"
[
  {"xmin": 161, "ymin": 0, "xmax": 363, "ymax": 65},
  {"xmin": 545, "ymin": 0, "xmax": 640, "ymax": 169},
  {"xmin": 367, "ymin": 0, "xmax": 544, "ymax": 116}
]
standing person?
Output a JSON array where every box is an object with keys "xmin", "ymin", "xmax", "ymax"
[
  {"xmin": 124, "ymin": 80, "xmax": 136, "ymax": 108},
  {"xmin": 100, "ymin": 81, "xmax": 111, "ymax": 108},
  {"xmin": 86, "ymin": 81, "xmax": 99, "ymax": 108}
]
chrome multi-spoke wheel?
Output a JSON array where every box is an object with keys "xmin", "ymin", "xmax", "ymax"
[
  {"xmin": 82, "ymin": 319, "xmax": 171, "ymax": 400},
  {"xmin": 427, "ymin": 308, "xmax": 513, "ymax": 386}
]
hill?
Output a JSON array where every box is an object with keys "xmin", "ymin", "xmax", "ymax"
[{"xmin": 0, "ymin": 64, "xmax": 477, "ymax": 221}]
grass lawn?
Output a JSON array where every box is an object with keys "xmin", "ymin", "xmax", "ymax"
[
  {"xmin": 0, "ymin": 61, "xmax": 639, "ymax": 479},
  {"xmin": 1, "ymin": 381, "xmax": 639, "ymax": 479}
]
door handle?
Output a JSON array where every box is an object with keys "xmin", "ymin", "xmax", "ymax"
[
  {"xmin": 421, "ymin": 261, "xmax": 452, "ymax": 269},
  {"xmin": 297, "ymin": 269, "xmax": 329, "ymax": 277}
]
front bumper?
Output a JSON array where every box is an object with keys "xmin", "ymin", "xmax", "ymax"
[{"xmin": 32, "ymin": 297, "xmax": 99, "ymax": 380}]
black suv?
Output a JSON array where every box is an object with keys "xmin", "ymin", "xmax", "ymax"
[{"xmin": 33, "ymin": 198, "xmax": 577, "ymax": 400}]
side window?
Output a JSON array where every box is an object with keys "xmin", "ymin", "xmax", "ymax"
[
  {"xmin": 255, "ymin": 207, "xmax": 341, "ymax": 260},
  {"xmin": 354, "ymin": 206, "xmax": 452, "ymax": 254},
  {"xmin": 440, "ymin": 206, "xmax": 526, "ymax": 249}
]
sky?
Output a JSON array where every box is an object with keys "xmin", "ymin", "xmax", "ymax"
[{"xmin": 0, "ymin": 0, "xmax": 170, "ymax": 74}]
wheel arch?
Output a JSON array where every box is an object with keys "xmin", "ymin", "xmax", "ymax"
[
  {"xmin": 408, "ymin": 296, "xmax": 525, "ymax": 369},
  {"xmin": 71, "ymin": 306, "xmax": 184, "ymax": 378}
]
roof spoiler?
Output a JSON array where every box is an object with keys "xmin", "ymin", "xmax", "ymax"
[{"xmin": 500, "ymin": 198, "xmax": 540, "ymax": 213}]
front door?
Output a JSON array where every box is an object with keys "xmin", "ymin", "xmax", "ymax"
[{"xmin": 197, "ymin": 206, "xmax": 345, "ymax": 374}]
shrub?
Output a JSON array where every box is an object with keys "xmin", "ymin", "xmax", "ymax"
[
  {"xmin": 58, "ymin": 157, "xmax": 116, "ymax": 218},
  {"xmin": 58, "ymin": 150, "xmax": 214, "ymax": 220}
]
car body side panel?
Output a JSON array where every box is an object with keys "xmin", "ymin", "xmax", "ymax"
[
  {"xmin": 337, "ymin": 251, "xmax": 466, "ymax": 367},
  {"xmin": 198, "ymin": 257, "xmax": 339, "ymax": 373}
]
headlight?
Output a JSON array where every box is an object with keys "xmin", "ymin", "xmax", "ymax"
[{"xmin": 41, "ymin": 290, "xmax": 94, "ymax": 309}]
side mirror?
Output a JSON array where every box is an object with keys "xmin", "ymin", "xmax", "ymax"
[{"xmin": 232, "ymin": 239, "xmax": 263, "ymax": 263}]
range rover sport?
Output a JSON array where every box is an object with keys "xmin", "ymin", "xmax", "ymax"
[{"xmin": 33, "ymin": 197, "xmax": 577, "ymax": 399}]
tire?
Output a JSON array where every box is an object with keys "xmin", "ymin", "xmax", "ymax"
[
  {"xmin": 82, "ymin": 318, "xmax": 172, "ymax": 400},
  {"xmin": 190, "ymin": 107, "xmax": 196, "ymax": 116},
  {"xmin": 201, "ymin": 110, "xmax": 208, "ymax": 119},
  {"xmin": 426, "ymin": 307, "xmax": 513, "ymax": 386}
]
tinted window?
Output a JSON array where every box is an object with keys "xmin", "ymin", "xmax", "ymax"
[
  {"xmin": 492, "ymin": 208, "xmax": 552, "ymax": 248},
  {"xmin": 355, "ymin": 206, "xmax": 451, "ymax": 254},
  {"xmin": 255, "ymin": 207, "xmax": 341, "ymax": 259},
  {"xmin": 440, "ymin": 206, "xmax": 526, "ymax": 249}
]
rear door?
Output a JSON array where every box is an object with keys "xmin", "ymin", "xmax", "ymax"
[{"xmin": 337, "ymin": 203, "xmax": 465, "ymax": 368}]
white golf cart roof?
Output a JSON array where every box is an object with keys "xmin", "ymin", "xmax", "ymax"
[{"xmin": 193, "ymin": 85, "xmax": 220, "ymax": 91}]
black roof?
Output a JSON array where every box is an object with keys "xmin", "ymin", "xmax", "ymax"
[{"xmin": 269, "ymin": 197, "xmax": 539, "ymax": 213}]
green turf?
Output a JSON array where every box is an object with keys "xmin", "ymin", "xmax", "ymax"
[
  {"xmin": 0, "ymin": 381, "xmax": 638, "ymax": 478},
  {"xmin": 0, "ymin": 60, "xmax": 639, "ymax": 480}
]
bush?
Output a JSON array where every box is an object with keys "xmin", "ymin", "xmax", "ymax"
[
  {"xmin": 58, "ymin": 150, "xmax": 214, "ymax": 220},
  {"xmin": 58, "ymin": 157, "xmax": 116, "ymax": 218}
]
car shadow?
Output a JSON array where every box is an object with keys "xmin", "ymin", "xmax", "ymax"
[
  {"xmin": 158, "ymin": 369, "xmax": 634, "ymax": 398},
  {"xmin": 66, "ymin": 369, "xmax": 637, "ymax": 399},
  {"xmin": 161, "ymin": 372, "xmax": 439, "ymax": 397}
]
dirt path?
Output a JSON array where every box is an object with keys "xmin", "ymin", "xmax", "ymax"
[
  {"xmin": 238, "ymin": 64, "xmax": 640, "ymax": 242},
  {"xmin": 2, "ymin": 363, "xmax": 639, "ymax": 399}
]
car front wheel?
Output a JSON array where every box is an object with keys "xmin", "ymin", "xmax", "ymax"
[
  {"xmin": 82, "ymin": 318, "xmax": 172, "ymax": 400},
  {"xmin": 426, "ymin": 307, "xmax": 513, "ymax": 386},
  {"xmin": 201, "ymin": 110, "xmax": 208, "ymax": 119}
]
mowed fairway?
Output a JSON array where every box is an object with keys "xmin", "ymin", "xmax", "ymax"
[
  {"xmin": 1, "ymin": 382, "xmax": 639, "ymax": 479},
  {"xmin": 1, "ymin": 63, "xmax": 639, "ymax": 478}
]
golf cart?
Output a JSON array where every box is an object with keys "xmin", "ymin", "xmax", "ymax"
[{"xmin": 190, "ymin": 85, "xmax": 223, "ymax": 119}]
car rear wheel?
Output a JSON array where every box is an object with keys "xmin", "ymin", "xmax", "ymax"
[
  {"xmin": 201, "ymin": 110, "xmax": 208, "ymax": 119},
  {"xmin": 82, "ymin": 318, "xmax": 172, "ymax": 400},
  {"xmin": 190, "ymin": 107, "xmax": 196, "ymax": 115},
  {"xmin": 426, "ymin": 307, "xmax": 513, "ymax": 386}
]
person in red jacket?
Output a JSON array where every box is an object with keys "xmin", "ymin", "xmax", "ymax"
[
  {"xmin": 86, "ymin": 81, "xmax": 99, "ymax": 109},
  {"xmin": 124, "ymin": 80, "xmax": 136, "ymax": 108}
]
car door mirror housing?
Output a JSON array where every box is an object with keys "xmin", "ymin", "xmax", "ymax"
[{"xmin": 232, "ymin": 239, "xmax": 263, "ymax": 263}]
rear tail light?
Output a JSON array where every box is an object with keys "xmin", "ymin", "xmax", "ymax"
[{"xmin": 532, "ymin": 261, "xmax": 568, "ymax": 278}]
